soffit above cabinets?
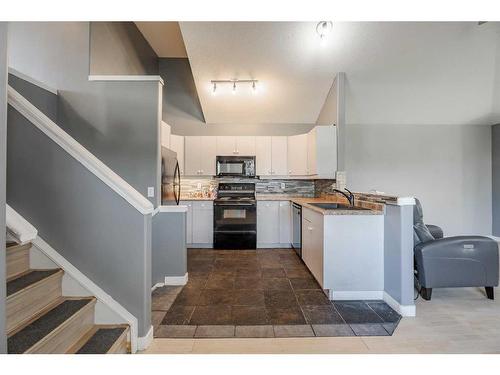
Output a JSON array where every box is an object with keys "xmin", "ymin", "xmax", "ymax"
[{"xmin": 179, "ymin": 22, "xmax": 338, "ymax": 125}]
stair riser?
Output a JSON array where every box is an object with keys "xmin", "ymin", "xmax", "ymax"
[
  {"xmin": 7, "ymin": 272, "xmax": 63, "ymax": 334},
  {"xmin": 6, "ymin": 244, "xmax": 31, "ymax": 279},
  {"xmin": 26, "ymin": 301, "xmax": 96, "ymax": 354}
]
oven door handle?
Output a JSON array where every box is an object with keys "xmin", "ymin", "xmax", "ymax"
[{"xmin": 214, "ymin": 203, "xmax": 256, "ymax": 206}]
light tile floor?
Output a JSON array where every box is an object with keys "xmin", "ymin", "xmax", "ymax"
[{"xmin": 143, "ymin": 286, "xmax": 500, "ymax": 354}]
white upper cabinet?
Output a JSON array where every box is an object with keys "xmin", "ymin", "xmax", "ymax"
[
  {"xmin": 308, "ymin": 125, "xmax": 337, "ymax": 178},
  {"xmin": 271, "ymin": 136, "xmax": 288, "ymax": 176},
  {"xmin": 216, "ymin": 136, "xmax": 255, "ymax": 156},
  {"xmin": 184, "ymin": 136, "xmax": 201, "ymax": 176},
  {"xmin": 256, "ymin": 136, "xmax": 287, "ymax": 176},
  {"xmin": 185, "ymin": 136, "xmax": 216, "ymax": 176},
  {"xmin": 236, "ymin": 136, "xmax": 256, "ymax": 156},
  {"xmin": 161, "ymin": 121, "xmax": 171, "ymax": 148},
  {"xmin": 287, "ymin": 134, "xmax": 308, "ymax": 176},
  {"xmin": 256, "ymin": 136, "xmax": 272, "ymax": 176},
  {"xmin": 216, "ymin": 136, "xmax": 236, "ymax": 156},
  {"xmin": 200, "ymin": 136, "xmax": 217, "ymax": 175},
  {"xmin": 169, "ymin": 134, "xmax": 185, "ymax": 175}
]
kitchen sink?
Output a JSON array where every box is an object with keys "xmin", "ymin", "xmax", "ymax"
[{"xmin": 308, "ymin": 203, "xmax": 369, "ymax": 210}]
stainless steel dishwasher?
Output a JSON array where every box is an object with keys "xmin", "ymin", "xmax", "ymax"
[{"xmin": 291, "ymin": 203, "xmax": 302, "ymax": 257}]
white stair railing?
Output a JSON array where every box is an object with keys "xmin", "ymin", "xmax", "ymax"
[{"xmin": 6, "ymin": 204, "xmax": 38, "ymax": 245}]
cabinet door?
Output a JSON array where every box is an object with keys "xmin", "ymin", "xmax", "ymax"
[
  {"xmin": 307, "ymin": 128, "xmax": 317, "ymax": 176},
  {"xmin": 200, "ymin": 136, "xmax": 217, "ymax": 176},
  {"xmin": 271, "ymin": 136, "xmax": 288, "ymax": 176},
  {"xmin": 255, "ymin": 136, "xmax": 272, "ymax": 176},
  {"xmin": 184, "ymin": 136, "xmax": 201, "ymax": 176},
  {"xmin": 170, "ymin": 134, "xmax": 185, "ymax": 175},
  {"xmin": 181, "ymin": 201, "xmax": 193, "ymax": 245},
  {"xmin": 287, "ymin": 134, "xmax": 308, "ymax": 175},
  {"xmin": 257, "ymin": 201, "xmax": 280, "ymax": 245},
  {"xmin": 192, "ymin": 201, "xmax": 213, "ymax": 244},
  {"xmin": 161, "ymin": 121, "xmax": 171, "ymax": 148},
  {"xmin": 302, "ymin": 208, "xmax": 324, "ymax": 287},
  {"xmin": 279, "ymin": 201, "xmax": 291, "ymax": 244},
  {"xmin": 236, "ymin": 136, "xmax": 256, "ymax": 156},
  {"xmin": 216, "ymin": 136, "xmax": 236, "ymax": 156}
]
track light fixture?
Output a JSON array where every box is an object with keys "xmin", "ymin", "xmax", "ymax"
[{"xmin": 210, "ymin": 79, "xmax": 259, "ymax": 95}]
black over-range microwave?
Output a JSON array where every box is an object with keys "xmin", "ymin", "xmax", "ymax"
[{"xmin": 216, "ymin": 156, "xmax": 256, "ymax": 177}]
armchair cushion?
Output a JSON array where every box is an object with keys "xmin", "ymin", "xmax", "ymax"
[
  {"xmin": 426, "ymin": 224, "xmax": 444, "ymax": 239},
  {"xmin": 413, "ymin": 198, "xmax": 435, "ymax": 245},
  {"xmin": 414, "ymin": 236, "xmax": 499, "ymax": 288}
]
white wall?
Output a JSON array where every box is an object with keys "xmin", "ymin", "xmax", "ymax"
[{"xmin": 346, "ymin": 124, "xmax": 492, "ymax": 236}]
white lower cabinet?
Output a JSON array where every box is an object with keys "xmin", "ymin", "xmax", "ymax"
[
  {"xmin": 181, "ymin": 201, "xmax": 213, "ymax": 247},
  {"xmin": 257, "ymin": 201, "xmax": 291, "ymax": 248},
  {"xmin": 302, "ymin": 208, "xmax": 324, "ymax": 287}
]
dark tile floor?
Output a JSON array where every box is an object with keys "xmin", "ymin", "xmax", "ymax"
[{"xmin": 152, "ymin": 249, "xmax": 401, "ymax": 338}]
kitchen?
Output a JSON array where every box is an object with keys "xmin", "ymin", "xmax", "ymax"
[{"xmin": 156, "ymin": 118, "xmax": 414, "ymax": 337}]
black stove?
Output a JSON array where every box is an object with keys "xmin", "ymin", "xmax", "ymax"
[{"xmin": 213, "ymin": 183, "xmax": 257, "ymax": 249}]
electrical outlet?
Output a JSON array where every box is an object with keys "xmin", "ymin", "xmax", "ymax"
[
  {"xmin": 197, "ymin": 183, "xmax": 202, "ymax": 189},
  {"xmin": 147, "ymin": 187, "xmax": 155, "ymax": 197},
  {"xmin": 280, "ymin": 182, "xmax": 286, "ymax": 190}
]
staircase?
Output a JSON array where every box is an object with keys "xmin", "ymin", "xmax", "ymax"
[{"xmin": 5, "ymin": 242, "xmax": 130, "ymax": 354}]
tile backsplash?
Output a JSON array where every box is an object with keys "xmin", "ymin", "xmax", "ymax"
[{"xmin": 180, "ymin": 177, "xmax": 317, "ymax": 198}]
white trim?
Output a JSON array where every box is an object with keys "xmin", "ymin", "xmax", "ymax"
[
  {"xmin": 165, "ymin": 273, "xmax": 188, "ymax": 286},
  {"xmin": 32, "ymin": 236, "xmax": 139, "ymax": 353},
  {"xmin": 329, "ymin": 290, "xmax": 384, "ymax": 300},
  {"xmin": 8, "ymin": 68, "xmax": 58, "ymax": 95},
  {"xmin": 138, "ymin": 325, "xmax": 154, "ymax": 351},
  {"xmin": 153, "ymin": 205, "xmax": 188, "ymax": 216},
  {"xmin": 383, "ymin": 292, "xmax": 416, "ymax": 317},
  {"xmin": 7, "ymin": 86, "xmax": 154, "ymax": 215},
  {"xmin": 395, "ymin": 197, "xmax": 416, "ymax": 206},
  {"xmin": 5, "ymin": 204, "xmax": 38, "ymax": 245},
  {"xmin": 88, "ymin": 75, "xmax": 164, "ymax": 86},
  {"xmin": 151, "ymin": 282, "xmax": 165, "ymax": 291}
]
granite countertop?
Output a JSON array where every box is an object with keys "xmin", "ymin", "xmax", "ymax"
[
  {"xmin": 256, "ymin": 195, "xmax": 383, "ymax": 215},
  {"xmin": 179, "ymin": 196, "xmax": 215, "ymax": 201}
]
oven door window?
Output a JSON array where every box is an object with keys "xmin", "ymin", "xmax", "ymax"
[
  {"xmin": 223, "ymin": 208, "xmax": 247, "ymax": 219},
  {"xmin": 218, "ymin": 162, "xmax": 244, "ymax": 175}
]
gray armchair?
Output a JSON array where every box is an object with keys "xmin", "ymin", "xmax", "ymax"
[{"xmin": 413, "ymin": 199, "xmax": 499, "ymax": 300}]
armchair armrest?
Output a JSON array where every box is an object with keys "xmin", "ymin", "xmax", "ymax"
[
  {"xmin": 425, "ymin": 224, "xmax": 443, "ymax": 239},
  {"xmin": 414, "ymin": 236, "xmax": 499, "ymax": 288}
]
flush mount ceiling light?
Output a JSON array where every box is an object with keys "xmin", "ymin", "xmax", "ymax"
[
  {"xmin": 316, "ymin": 21, "xmax": 333, "ymax": 45},
  {"xmin": 210, "ymin": 79, "xmax": 259, "ymax": 95}
]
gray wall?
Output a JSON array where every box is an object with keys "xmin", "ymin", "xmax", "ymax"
[
  {"xmin": 7, "ymin": 106, "xmax": 152, "ymax": 336},
  {"xmin": 159, "ymin": 58, "xmax": 314, "ymax": 136},
  {"xmin": 8, "ymin": 22, "xmax": 161, "ymax": 206},
  {"xmin": 89, "ymin": 22, "xmax": 158, "ymax": 76},
  {"xmin": 492, "ymin": 124, "xmax": 500, "ymax": 235},
  {"xmin": 0, "ymin": 21, "xmax": 8, "ymax": 354},
  {"xmin": 152, "ymin": 212, "xmax": 187, "ymax": 286},
  {"xmin": 345, "ymin": 124, "xmax": 492, "ymax": 236},
  {"xmin": 384, "ymin": 204, "xmax": 415, "ymax": 307}
]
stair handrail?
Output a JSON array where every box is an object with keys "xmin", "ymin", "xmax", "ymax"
[
  {"xmin": 6, "ymin": 204, "xmax": 38, "ymax": 245},
  {"xmin": 7, "ymin": 86, "xmax": 154, "ymax": 215}
]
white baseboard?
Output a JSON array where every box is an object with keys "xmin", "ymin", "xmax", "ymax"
[
  {"xmin": 383, "ymin": 291, "xmax": 416, "ymax": 317},
  {"xmin": 151, "ymin": 282, "xmax": 165, "ymax": 292},
  {"xmin": 32, "ymin": 236, "xmax": 139, "ymax": 353},
  {"xmin": 187, "ymin": 244, "xmax": 213, "ymax": 248},
  {"xmin": 138, "ymin": 325, "xmax": 154, "ymax": 351},
  {"xmin": 257, "ymin": 243, "xmax": 292, "ymax": 249},
  {"xmin": 329, "ymin": 290, "xmax": 384, "ymax": 300},
  {"xmin": 165, "ymin": 273, "xmax": 188, "ymax": 286}
]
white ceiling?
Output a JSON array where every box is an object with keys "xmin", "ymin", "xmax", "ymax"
[
  {"xmin": 179, "ymin": 22, "xmax": 500, "ymax": 126},
  {"xmin": 135, "ymin": 22, "xmax": 187, "ymax": 58},
  {"xmin": 180, "ymin": 22, "xmax": 338, "ymax": 125}
]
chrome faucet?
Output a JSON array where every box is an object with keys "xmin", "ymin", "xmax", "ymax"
[{"xmin": 333, "ymin": 188, "xmax": 355, "ymax": 207}]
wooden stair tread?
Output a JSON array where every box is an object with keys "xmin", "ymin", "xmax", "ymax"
[
  {"xmin": 76, "ymin": 326, "xmax": 128, "ymax": 354},
  {"xmin": 7, "ymin": 298, "xmax": 94, "ymax": 354},
  {"xmin": 7, "ymin": 269, "xmax": 61, "ymax": 296}
]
